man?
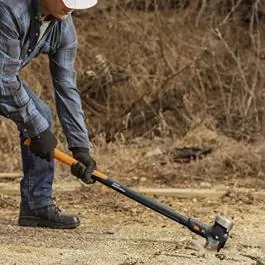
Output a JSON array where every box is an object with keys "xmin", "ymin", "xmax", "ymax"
[{"xmin": 0, "ymin": 0, "xmax": 98, "ymax": 229}]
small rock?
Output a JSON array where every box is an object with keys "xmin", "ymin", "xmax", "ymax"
[
  {"xmin": 215, "ymin": 253, "xmax": 226, "ymax": 260},
  {"xmin": 199, "ymin": 182, "xmax": 212, "ymax": 188},
  {"xmin": 102, "ymin": 229, "xmax": 115, "ymax": 235},
  {"xmin": 144, "ymin": 148, "xmax": 163, "ymax": 158},
  {"xmin": 140, "ymin": 177, "xmax": 147, "ymax": 182}
]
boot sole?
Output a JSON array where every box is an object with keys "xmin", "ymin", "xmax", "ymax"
[{"xmin": 18, "ymin": 216, "xmax": 80, "ymax": 229}]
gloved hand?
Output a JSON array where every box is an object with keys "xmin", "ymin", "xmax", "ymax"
[
  {"xmin": 70, "ymin": 147, "xmax": 96, "ymax": 184},
  {"xmin": 29, "ymin": 129, "xmax": 57, "ymax": 161}
]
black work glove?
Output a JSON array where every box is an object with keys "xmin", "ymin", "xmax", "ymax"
[
  {"xmin": 29, "ymin": 129, "xmax": 57, "ymax": 161},
  {"xmin": 70, "ymin": 147, "xmax": 97, "ymax": 184}
]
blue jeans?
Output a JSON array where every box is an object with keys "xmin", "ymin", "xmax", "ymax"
[{"xmin": 1, "ymin": 83, "xmax": 54, "ymax": 210}]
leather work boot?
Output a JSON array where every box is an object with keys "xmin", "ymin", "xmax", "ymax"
[{"xmin": 18, "ymin": 205, "xmax": 80, "ymax": 229}]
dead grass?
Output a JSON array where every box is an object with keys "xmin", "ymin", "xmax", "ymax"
[
  {"xmin": 1, "ymin": 1, "xmax": 265, "ymax": 191},
  {"xmin": 88, "ymin": 121, "xmax": 265, "ymax": 190},
  {"xmin": 71, "ymin": 1, "xmax": 265, "ymax": 141}
]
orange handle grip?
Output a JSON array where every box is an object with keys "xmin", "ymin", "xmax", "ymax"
[
  {"xmin": 54, "ymin": 149, "xmax": 78, "ymax": 166},
  {"xmin": 24, "ymin": 138, "xmax": 108, "ymax": 179},
  {"xmin": 93, "ymin": 169, "xmax": 108, "ymax": 179},
  {"xmin": 55, "ymin": 149, "xmax": 108, "ymax": 179},
  {"xmin": 24, "ymin": 138, "xmax": 31, "ymax": 146}
]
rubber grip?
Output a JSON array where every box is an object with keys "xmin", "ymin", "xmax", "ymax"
[
  {"xmin": 24, "ymin": 138, "xmax": 78, "ymax": 166},
  {"xmin": 24, "ymin": 138, "xmax": 108, "ymax": 179},
  {"xmin": 24, "ymin": 138, "xmax": 31, "ymax": 146},
  {"xmin": 55, "ymin": 149, "xmax": 108, "ymax": 179},
  {"xmin": 54, "ymin": 148, "xmax": 78, "ymax": 166},
  {"xmin": 93, "ymin": 170, "xmax": 108, "ymax": 180}
]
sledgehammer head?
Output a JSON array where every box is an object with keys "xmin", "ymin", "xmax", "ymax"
[{"xmin": 205, "ymin": 216, "xmax": 233, "ymax": 252}]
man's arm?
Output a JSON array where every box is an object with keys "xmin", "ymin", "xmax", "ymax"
[
  {"xmin": 0, "ymin": 3, "xmax": 49, "ymax": 137},
  {"xmin": 49, "ymin": 16, "xmax": 90, "ymax": 149}
]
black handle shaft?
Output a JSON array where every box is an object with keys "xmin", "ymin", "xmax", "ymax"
[{"xmin": 92, "ymin": 174, "xmax": 209, "ymax": 238}]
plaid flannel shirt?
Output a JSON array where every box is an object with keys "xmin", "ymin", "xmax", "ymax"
[{"xmin": 0, "ymin": 0, "xmax": 89, "ymax": 148}]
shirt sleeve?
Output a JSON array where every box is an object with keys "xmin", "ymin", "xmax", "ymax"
[
  {"xmin": 49, "ymin": 16, "xmax": 90, "ymax": 149},
  {"xmin": 0, "ymin": 3, "xmax": 49, "ymax": 137}
]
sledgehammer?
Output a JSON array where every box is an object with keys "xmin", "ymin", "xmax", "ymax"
[{"xmin": 24, "ymin": 140, "xmax": 233, "ymax": 252}]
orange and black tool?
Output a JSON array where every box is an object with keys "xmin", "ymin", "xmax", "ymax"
[{"xmin": 24, "ymin": 139, "xmax": 233, "ymax": 252}]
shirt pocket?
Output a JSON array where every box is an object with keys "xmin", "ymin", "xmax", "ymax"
[{"xmin": 0, "ymin": 38, "xmax": 22, "ymax": 75}]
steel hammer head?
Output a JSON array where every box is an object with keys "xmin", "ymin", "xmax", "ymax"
[{"xmin": 205, "ymin": 216, "xmax": 233, "ymax": 252}]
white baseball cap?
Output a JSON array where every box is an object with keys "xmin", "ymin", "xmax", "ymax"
[{"xmin": 62, "ymin": 0, "xmax": 97, "ymax": 9}]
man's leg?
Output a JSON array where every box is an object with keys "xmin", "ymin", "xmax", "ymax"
[
  {"xmin": 19, "ymin": 84, "xmax": 54, "ymax": 210},
  {"xmin": 18, "ymin": 83, "xmax": 79, "ymax": 228}
]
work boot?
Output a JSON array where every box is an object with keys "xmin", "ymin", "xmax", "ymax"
[{"xmin": 18, "ymin": 204, "xmax": 80, "ymax": 229}]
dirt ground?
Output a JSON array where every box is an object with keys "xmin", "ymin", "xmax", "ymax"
[
  {"xmin": 1, "ymin": 140, "xmax": 265, "ymax": 265},
  {"xmin": 0, "ymin": 183, "xmax": 265, "ymax": 265}
]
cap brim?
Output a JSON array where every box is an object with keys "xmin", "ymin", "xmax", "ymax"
[{"xmin": 63, "ymin": 0, "xmax": 97, "ymax": 9}]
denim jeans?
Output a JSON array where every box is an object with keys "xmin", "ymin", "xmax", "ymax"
[{"xmin": 1, "ymin": 83, "xmax": 54, "ymax": 210}]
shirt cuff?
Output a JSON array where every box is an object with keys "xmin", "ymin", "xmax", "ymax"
[{"xmin": 9, "ymin": 101, "xmax": 50, "ymax": 137}]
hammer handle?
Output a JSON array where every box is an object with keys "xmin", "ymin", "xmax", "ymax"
[
  {"xmin": 55, "ymin": 148, "xmax": 78, "ymax": 166},
  {"xmin": 54, "ymin": 148, "xmax": 108, "ymax": 179},
  {"xmin": 24, "ymin": 138, "xmax": 108, "ymax": 180}
]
